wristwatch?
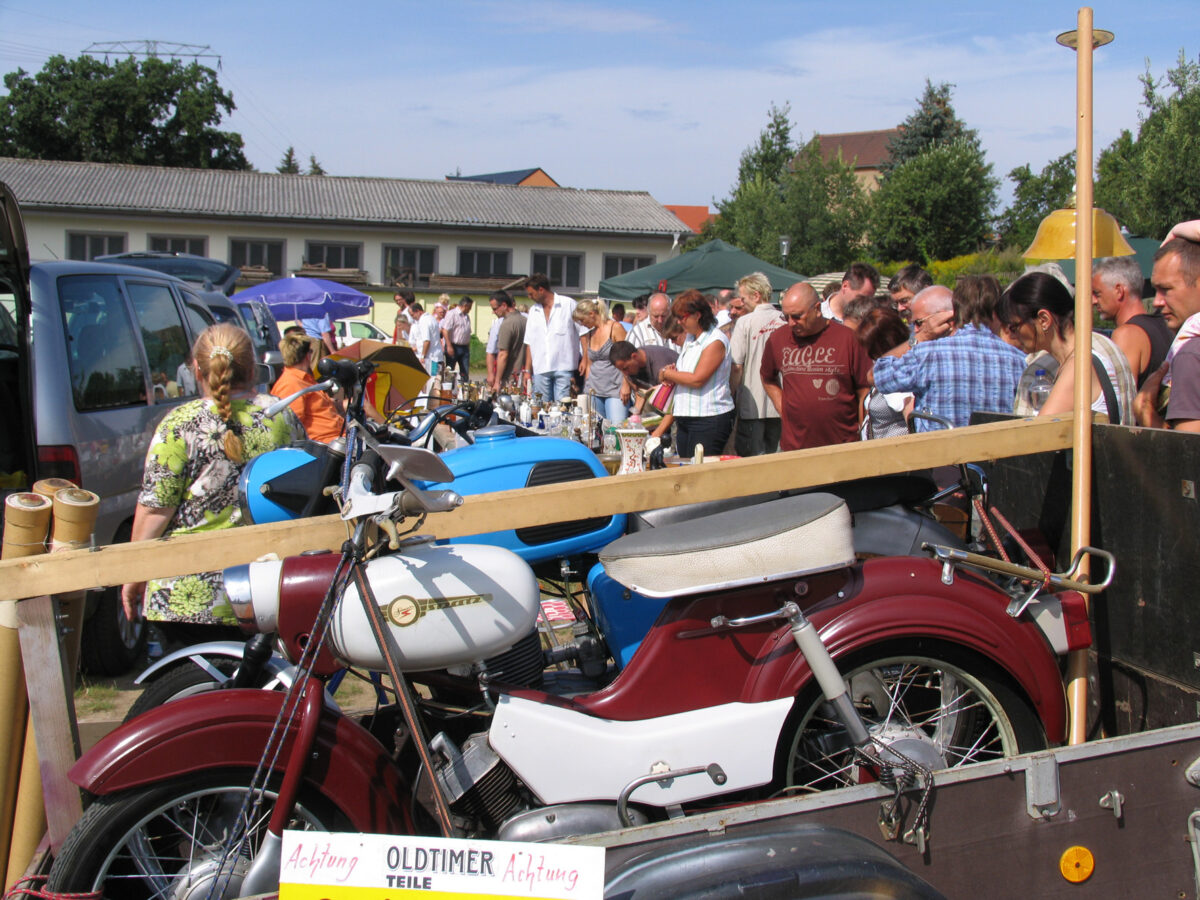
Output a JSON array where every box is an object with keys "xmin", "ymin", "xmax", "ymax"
[{"xmin": 908, "ymin": 334, "xmax": 918, "ymax": 348}]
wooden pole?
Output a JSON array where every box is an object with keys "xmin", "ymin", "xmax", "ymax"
[{"xmin": 1066, "ymin": 6, "xmax": 1096, "ymax": 746}]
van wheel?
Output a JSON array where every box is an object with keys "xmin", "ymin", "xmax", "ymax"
[{"xmin": 80, "ymin": 585, "xmax": 146, "ymax": 676}]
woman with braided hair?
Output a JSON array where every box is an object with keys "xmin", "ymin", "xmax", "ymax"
[{"xmin": 121, "ymin": 323, "xmax": 303, "ymax": 645}]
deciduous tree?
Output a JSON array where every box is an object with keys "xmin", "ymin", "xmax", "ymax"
[
  {"xmin": 0, "ymin": 53, "xmax": 249, "ymax": 169},
  {"xmin": 1096, "ymin": 51, "xmax": 1200, "ymax": 238},
  {"xmin": 869, "ymin": 139, "xmax": 998, "ymax": 264},
  {"xmin": 699, "ymin": 107, "xmax": 867, "ymax": 272},
  {"xmin": 996, "ymin": 152, "xmax": 1075, "ymax": 250}
]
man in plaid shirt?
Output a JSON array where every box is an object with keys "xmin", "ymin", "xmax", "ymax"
[{"xmin": 873, "ymin": 286, "xmax": 1025, "ymax": 431}]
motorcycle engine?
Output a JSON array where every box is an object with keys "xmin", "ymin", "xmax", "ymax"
[{"xmin": 430, "ymin": 733, "xmax": 522, "ymax": 833}]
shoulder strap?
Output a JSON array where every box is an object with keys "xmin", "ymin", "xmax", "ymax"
[{"xmin": 1091, "ymin": 353, "xmax": 1120, "ymax": 424}]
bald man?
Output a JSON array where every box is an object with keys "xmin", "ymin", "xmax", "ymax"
[
  {"xmin": 628, "ymin": 292, "xmax": 671, "ymax": 349},
  {"xmin": 760, "ymin": 282, "xmax": 872, "ymax": 451}
]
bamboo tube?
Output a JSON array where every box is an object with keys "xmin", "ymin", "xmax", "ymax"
[
  {"xmin": 1, "ymin": 493, "xmax": 51, "ymax": 560},
  {"xmin": 0, "ymin": 494, "xmax": 49, "ymax": 882},
  {"xmin": 4, "ymin": 718, "xmax": 41, "ymax": 888},
  {"xmin": 31, "ymin": 478, "xmax": 77, "ymax": 500}
]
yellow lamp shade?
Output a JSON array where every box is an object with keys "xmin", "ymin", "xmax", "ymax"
[{"xmin": 1023, "ymin": 207, "xmax": 1136, "ymax": 259}]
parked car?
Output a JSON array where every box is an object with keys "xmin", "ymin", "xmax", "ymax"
[
  {"xmin": 5, "ymin": 191, "xmax": 228, "ymax": 674},
  {"xmin": 334, "ymin": 317, "xmax": 391, "ymax": 347},
  {"xmin": 97, "ymin": 251, "xmax": 284, "ymax": 384},
  {"xmin": 96, "ymin": 251, "xmax": 240, "ymax": 295}
]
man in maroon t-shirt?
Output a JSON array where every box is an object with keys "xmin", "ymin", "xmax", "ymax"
[{"xmin": 760, "ymin": 282, "xmax": 872, "ymax": 451}]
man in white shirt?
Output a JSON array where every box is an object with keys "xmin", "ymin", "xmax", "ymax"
[
  {"xmin": 521, "ymin": 273, "xmax": 582, "ymax": 402},
  {"xmin": 628, "ymin": 292, "xmax": 671, "ymax": 349},
  {"xmin": 821, "ymin": 262, "xmax": 880, "ymax": 323}
]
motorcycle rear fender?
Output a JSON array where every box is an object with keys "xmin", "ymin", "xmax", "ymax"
[
  {"xmin": 745, "ymin": 561, "xmax": 1069, "ymax": 744},
  {"xmin": 70, "ymin": 689, "xmax": 410, "ymax": 834}
]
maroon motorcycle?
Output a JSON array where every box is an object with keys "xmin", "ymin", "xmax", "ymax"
[{"xmin": 45, "ymin": 445, "xmax": 1108, "ymax": 898}]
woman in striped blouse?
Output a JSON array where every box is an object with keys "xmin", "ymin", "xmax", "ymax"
[{"xmin": 657, "ymin": 290, "xmax": 735, "ymax": 457}]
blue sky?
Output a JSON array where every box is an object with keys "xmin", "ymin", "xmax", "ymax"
[{"xmin": 0, "ymin": 1, "xmax": 1194, "ymax": 209}]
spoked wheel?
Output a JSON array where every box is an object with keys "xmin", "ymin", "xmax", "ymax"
[
  {"xmin": 780, "ymin": 641, "xmax": 1047, "ymax": 792},
  {"xmin": 46, "ymin": 770, "xmax": 348, "ymax": 899}
]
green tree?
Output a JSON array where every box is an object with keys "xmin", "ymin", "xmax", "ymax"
[
  {"xmin": 736, "ymin": 102, "xmax": 794, "ymax": 185},
  {"xmin": 881, "ymin": 80, "xmax": 980, "ymax": 176},
  {"xmin": 777, "ymin": 137, "xmax": 868, "ymax": 274},
  {"xmin": 306, "ymin": 154, "xmax": 326, "ymax": 176},
  {"xmin": 1096, "ymin": 51, "xmax": 1200, "ymax": 238},
  {"xmin": 869, "ymin": 139, "xmax": 998, "ymax": 264},
  {"xmin": 699, "ymin": 108, "xmax": 867, "ymax": 272},
  {"xmin": 0, "ymin": 53, "xmax": 248, "ymax": 169},
  {"xmin": 996, "ymin": 151, "xmax": 1075, "ymax": 249},
  {"xmin": 277, "ymin": 146, "xmax": 301, "ymax": 174}
]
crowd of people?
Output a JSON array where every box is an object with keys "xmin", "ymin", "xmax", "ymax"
[{"xmin": 120, "ymin": 225, "xmax": 1200, "ymax": 637}]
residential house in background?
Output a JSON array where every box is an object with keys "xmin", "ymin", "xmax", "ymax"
[
  {"xmin": 814, "ymin": 129, "xmax": 899, "ymax": 191},
  {"xmin": 446, "ymin": 168, "xmax": 560, "ymax": 188},
  {"xmin": 0, "ymin": 158, "xmax": 684, "ymax": 295},
  {"xmin": 664, "ymin": 204, "xmax": 717, "ymax": 234}
]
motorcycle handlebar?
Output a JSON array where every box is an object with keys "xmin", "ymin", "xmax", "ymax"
[{"xmin": 265, "ymin": 378, "xmax": 338, "ymax": 418}]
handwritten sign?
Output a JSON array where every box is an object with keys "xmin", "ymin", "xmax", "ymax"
[{"xmin": 279, "ymin": 830, "xmax": 605, "ymax": 899}]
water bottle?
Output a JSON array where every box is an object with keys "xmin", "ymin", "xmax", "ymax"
[{"xmin": 1029, "ymin": 368, "xmax": 1052, "ymax": 411}]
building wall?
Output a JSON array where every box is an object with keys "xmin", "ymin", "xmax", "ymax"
[{"xmin": 21, "ymin": 210, "xmax": 673, "ymax": 295}]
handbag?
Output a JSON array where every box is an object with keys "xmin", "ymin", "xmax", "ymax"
[{"xmin": 647, "ymin": 382, "xmax": 675, "ymax": 415}]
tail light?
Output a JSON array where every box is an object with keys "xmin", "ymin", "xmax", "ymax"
[
  {"xmin": 37, "ymin": 445, "xmax": 81, "ymax": 485},
  {"xmin": 1056, "ymin": 591, "xmax": 1093, "ymax": 652}
]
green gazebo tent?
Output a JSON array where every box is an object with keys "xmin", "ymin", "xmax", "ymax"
[{"xmin": 598, "ymin": 239, "xmax": 805, "ymax": 300}]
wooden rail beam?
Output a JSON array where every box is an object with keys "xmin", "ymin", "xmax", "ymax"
[{"xmin": 0, "ymin": 416, "xmax": 1076, "ymax": 602}]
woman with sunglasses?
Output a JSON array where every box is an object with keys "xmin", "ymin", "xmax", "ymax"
[
  {"xmin": 998, "ymin": 272, "xmax": 1135, "ymax": 424},
  {"xmin": 657, "ymin": 290, "xmax": 735, "ymax": 457}
]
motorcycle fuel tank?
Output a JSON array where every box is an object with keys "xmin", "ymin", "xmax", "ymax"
[
  {"xmin": 228, "ymin": 543, "xmax": 542, "ymax": 671},
  {"xmin": 422, "ymin": 427, "xmax": 627, "ymax": 563}
]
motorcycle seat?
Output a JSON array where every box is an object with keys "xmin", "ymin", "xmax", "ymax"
[{"xmin": 599, "ymin": 493, "xmax": 854, "ymax": 598}]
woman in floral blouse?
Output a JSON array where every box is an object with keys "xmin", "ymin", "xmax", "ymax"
[{"xmin": 121, "ymin": 323, "xmax": 303, "ymax": 641}]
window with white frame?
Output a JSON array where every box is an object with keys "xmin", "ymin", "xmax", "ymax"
[
  {"xmin": 532, "ymin": 251, "xmax": 584, "ymax": 292},
  {"xmin": 305, "ymin": 241, "xmax": 362, "ymax": 269},
  {"xmin": 149, "ymin": 235, "xmax": 207, "ymax": 256},
  {"xmin": 602, "ymin": 254, "xmax": 655, "ymax": 280},
  {"xmin": 383, "ymin": 245, "xmax": 436, "ymax": 286},
  {"xmin": 458, "ymin": 248, "xmax": 511, "ymax": 278},
  {"xmin": 67, "ymin": 232, "xmax": 126, "ymax": 260},
  {"xmin": 229, "ymin": 239, "xmax": 284, "ymax": 276}
]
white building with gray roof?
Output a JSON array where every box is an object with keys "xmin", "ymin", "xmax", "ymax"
[{"xmin": 0, "ymin": 157, "xmax": 687, "ymax": 295}]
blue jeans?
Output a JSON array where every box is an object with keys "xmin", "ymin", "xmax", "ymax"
[
  {"xmin": 449, "ymin": 343, "xmax": 470, "ymax": 379},
  {"xmin": 592, "ymin": 394, "xmax": 629, "ymax": 424},
  {"xmin": 532, "ymin": 370, "xmax": 574, "ymax": 403}
]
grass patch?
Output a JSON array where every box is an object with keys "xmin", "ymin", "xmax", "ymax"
[{"xmin": 73, "ymin": 677, "xmax": 123, "ymax": 717}]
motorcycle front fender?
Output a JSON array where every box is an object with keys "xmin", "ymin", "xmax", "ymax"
[{"xmin": 71, "ymin": 688, "xmax": 410, "ymax": 834}]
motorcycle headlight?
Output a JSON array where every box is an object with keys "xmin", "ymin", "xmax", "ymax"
[{"xmin": 224, "ymin": 564, "xmax": 257, "ymax": 634}]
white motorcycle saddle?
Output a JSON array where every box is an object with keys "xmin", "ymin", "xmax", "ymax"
[{"xmin": 599, "ymin": 492, "xmax": 855, "ymax": 598}]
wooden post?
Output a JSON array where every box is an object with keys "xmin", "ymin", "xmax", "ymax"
[{"xmin": 1067, "ymin": 5, "xmax": 1096, "ymax": 746}]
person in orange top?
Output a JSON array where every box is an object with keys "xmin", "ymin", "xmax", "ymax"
[{"xmin": 270, "ymin": 333, "xmax": 345, "ymax": 443}]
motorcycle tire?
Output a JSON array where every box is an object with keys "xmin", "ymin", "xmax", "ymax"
[
  {"xmin": 777, "ymin": 638, "xmax": 1047, "ymax": 793},
  {"xmin": 46, "ymin": 770, "xmax": 350, "ymax": 899},
  {"xmin": 123, "ymin": 658, "xmax": 243, "ymax": 722}
]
